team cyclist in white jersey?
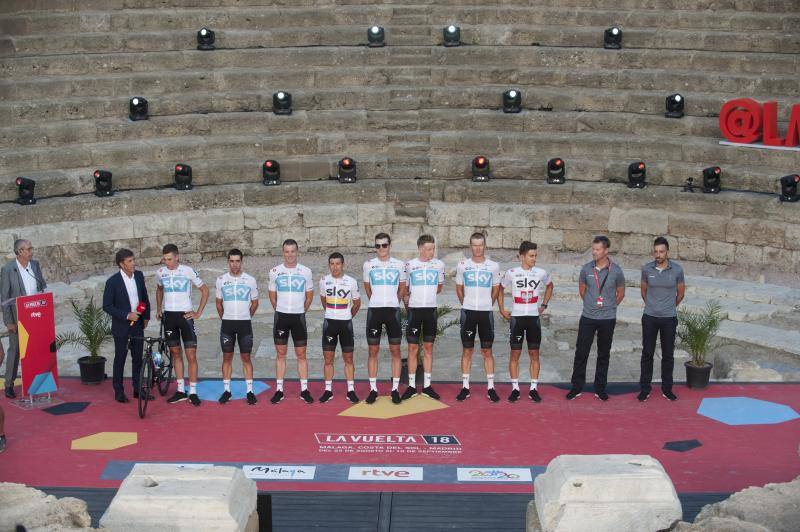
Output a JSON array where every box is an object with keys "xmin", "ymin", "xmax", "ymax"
[
  {"xmin": 268, "ymin": 239, "xmax": 314, "ymax": 404},
  {"xmin": 498, "ymin": 241, "xmax": 554, "ymax": 402},
  {"xmin": 156, "ymin": 244, "xmax": 210, "ymax": 407},
  {"xmin": 362, "ymin": 232, "xmax": 407, "ymax": 405},
  {"xmin": 402, "ymin": 234, "xmax": 445, "ymax": 401},
  {"xmin": 455, "ymin": 233, "xmax": 502, "ymax": 403},
  {"xmin": 215, "ymin": 249, "xmax": 259, "ymax": 406},
  {"xmin": 319, "ymin": 252, "xmax": 361, "ymax": 404}
]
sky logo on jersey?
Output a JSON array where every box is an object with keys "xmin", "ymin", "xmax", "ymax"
[
  {"xmin": 162, "ymin": 276, "xmax": 190, "ymax": 292},
  {"xmin": 221, "ymin": 284, "xmax": 251, "ymax": 301},
  {"xmin": 515, "ymin": 277, "xmax": 541, "ymax": 289},
  {"xmin": 276, "ymin": 275, "xmax": 305, "ymax": 292},
  {"xmin": 370, "ymin": 269, "xmax": 400, "ymax": 286},
  {"xmin": 410, "ymin": 270, "xmax": 439, "ymax": 286},
  {"xmin": 464, "ymin": 271, "xmax": 492, "ymax": 287}
]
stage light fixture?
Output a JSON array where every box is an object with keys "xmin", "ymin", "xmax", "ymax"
[
  {"xmin": 368, "ymin": 25, "xmax": 385, "ymax": 47},
  {"xmin": 472, "ymin": 155, "xmax": 490, "ymax": 182},
  {"xmin": 129, "ymin": 97, "xmax": 148, "ymax": 121},
  {"xmin": 273, "ymin": 91, "xmax": 292, "ymax": 115},
  {"xmin": 174, "ymin": 164, "xmax": 193, "ymax": 190},
  {"xmin": 702, "ymin": 166, "xmax": 721, "ymax": 194},
  {"xmin": 263, "ymin": 159, "xmax": 281, "ymax": 185},
  {"xmin": 443, "ymin": 25, "xmax": 460, "ymax": 47},
  {"xmin": 197, "ymin": 26, "xmax": 215, "ymax": 50},
  {"xmin": 93, "ymin": 170, "xmax": 113, "ymax": 197},
  {"xmin": 665, "ymin": 93, "xmax": 684, "ymax": 119},
  {"xmin": 503, "ymin": 89, "xmax": 522, "ymax": 113},
  {"xmin": 546, "ymin": 158, "xmax": 566, "ymax": 184},
  {"xmin": 627, "ymin": 161, "xmax": 646, "ymax": 188},
  {"xmin": 14, "ymin": 177, "xmax": 36, "ymax": 205},
  {"xmin": 604, "ymin": 26, "xmax": 622, "ymax": 49},
  {"xmin": 338, "ymin": 157, "xmax": 357, "ymax": 183},
  {"xmin": 779, "ymin": 174, "xmax": 799, "ymax": 202}
]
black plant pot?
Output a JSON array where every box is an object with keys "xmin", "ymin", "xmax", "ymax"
[
  {"xmin": 78, "ymin": 355, "xmax": 106, "ymax": 385},
  {"xmin": 685, "ymin": 361, "xmax": 713, "ymax": 389}
]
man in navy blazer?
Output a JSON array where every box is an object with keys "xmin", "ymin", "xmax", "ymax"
[{"xmin": 103, "ymin": 249, "xmax": 151, "ymax": 403}]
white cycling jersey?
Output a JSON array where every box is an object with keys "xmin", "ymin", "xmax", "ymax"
[
  {"xmin": 405, "ymin": 258, "xmax": 445, "ymax": 308},
  {"xmin": 156, "ymin": 264, "xmax": 204, "ymax": 312},
  {"xmin": 216, "ymin": 272, "xmax": 258, "ymax": 320},
  {"xmin": 268, "ymin": 263, "xmax": 313, "ymax": 314},
  {"xmin": 501, "ymin": 266, "xmax": 552, "ymax": 317},
  {"xmin": 320, "ymin": 274, "xmax": 361, "ymax": 320},
  {"xmin": 362, "ymin": 257, "xmax": 406, "ymax": 308},
  {"xmin": 456, "ymin": 257, "xmax": 500, "ymax": 311}
]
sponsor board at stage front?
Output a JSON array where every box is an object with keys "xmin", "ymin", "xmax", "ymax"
[
  {"xmin": 315, "ymin": 433, "xmax": 460, "ymax": 445},
  {"xmin": 348, "ymin": 466, "xmax": 424, "ymax": 481},
  {"xmin": 456, "ymin": 467, "xmax": 533, "ymax": 482},
  {"xmin": 243, "ymin": 465, "xmax": 316, "ymax": 480}
]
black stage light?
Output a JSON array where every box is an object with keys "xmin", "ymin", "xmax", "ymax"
[
  {"xmin": 702, "ymin": 166, "xmax": 721, "ymax": 194},
  {"xmin": 338, "ymin": 157, "xmax": 357, "ymax": 183},
  {"xmin": 368, "ymin": 25, "xmax": 385, "ymax": 47},
  {"xmin": 628, "ymin": 161, "xmax": 647, "ymax": 188},
  {"xmin": 273, "ymin": 91, "xmax": 292, "ymax": 115},
  {"xmin": 94, "ymin": 170, "xmax": 113, "ymax": 197},
  {"xmin": 197, "ymin": 26, "xmax": 215, "ymax": 50},
  {"xmin": 263, "ymin": 159, "xmax": 281, "ymax": 185},
  {"xmin": 779, "ymin": 174, "xmax": 800, "ymax": 202},
  {"xmin": 472, "ymin": 155, "xmax": 490, "ymax": 182},
  {"xmin": 443, "ymin": 25, "xmax": 460, "ymax": 47},
  {"xmin": 665, "ymin": 93, "xmax": 684, "ymax": 119},
  {"xmin": 15, "ymin": 177, "xmax": 36, "ymax": 205},
  {"xmin": 174, "ymin": 164, "xmax": 193, "ymax": 190},
  {"xmin": 546, "ymin": 158, "xmax": 566, "ymax": 184},
  {"xmin": 604, "ymin": 26, "xmax": 622, "ymax": 49},
  {"xmin": 503, "ymin": 89, "xmax": 522, "ymax": 113},
  {"xmin": 129, "ymin": 97, "xmax": 148, "ymax": 121}
]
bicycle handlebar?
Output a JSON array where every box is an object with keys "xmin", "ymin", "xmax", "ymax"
[{"xmin": 129, "ymin": 336, "xmax": 165, "ymax": 344}]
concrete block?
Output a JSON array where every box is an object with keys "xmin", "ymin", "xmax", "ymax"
[
  {"xmin": 735, "ymin": 244, "xmax": 764, "ymax": 266},
  {"xmin": 762, "ymin": 246, "xmax": 795, "ymax": 272},
  {"xmin": 99, "ymin": 464, "xmax": 257, "ymax": 532},
  {"xmin": 187, "ymin": 209, "xmax": 244, "ymax": 233},
  {"xmin": 49, "ymin": 282, "xmax": 86, "ymax": 305},
  {"xmin": 337, "ymin": 224, "xmax": 365, "ymax": 249},
  {"xmin": 705, "ymin": 241, "xmax": 735, "ymax": 265},
  {"xmin": 530, "ymin": 228, "xmax": 564, "ymax": 250},
  {"xmin": 242, "ymin": 205, "xmax": 301, "ymax": 230},
  {"xmin": 14, "ymin": 222, "xmax": 78, "ymax": 249},
  {"xmin": 489, "ymin": 205, "xmax": 548, "ymax": 228},
  {"xmin": 303, "ymin": 204, "xmax": 358, "ymax": 228},
  {"xmin": 725, "ymin": 219, "xmax": 784, "ymax": 248},
  {"xmin": 0, "ymin": 482, "xmax": 92, "ymax": 531},
  {"xmin": 677, "ymin": 237, "xmax": 706, "ymax": 262},
  {"xmin": 308, "ymin": 226, "xmax": 339, "ymax": 249},
  {"xmin": 76, "ymin": 217, "xmax": 135, "ymax": 244},
  {"xmin": 548, "ymin": 205, "xmax": 609, "ymax": 231},
  {"xmin": 533, "ymin": 454, "xmax": 682, "ymax": 532},
  {"xmin": 501, "ymin": 227, "xmax": 533, "ymax": 250},
  {"xmin": 784, "ymin": 224, "xmax": 800, "ymax": 251},
  {"xmin": 608, "ymin": 208, "xmax": 668, "ymax": 235},
  {"xmin": 668, "ymin": 213, "xmax": 727, "ymax": 241},
  {"xmin": 427, "ymin": 201, "xmax": 490, "ymax": 226},
  {"xmin": 357, "ymin": 203, "xmax": 393, "ymax": 226}
]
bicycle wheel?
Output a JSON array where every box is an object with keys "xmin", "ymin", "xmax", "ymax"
[
  {"xmin": 156, "ymin": 351, "xmax": 174, "ymax": 396},
  {"xmin": 138, "ymin": 354, "xmax": 153, "ymax": 419}
]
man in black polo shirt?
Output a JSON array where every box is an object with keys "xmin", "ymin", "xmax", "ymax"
[
  {"xmin": 567, "ymin": 235, "xmax": 625, "ymax": 401},
  {"xmin": 638, "ymin": 236, "xmax": 685, "ymax": 402}
]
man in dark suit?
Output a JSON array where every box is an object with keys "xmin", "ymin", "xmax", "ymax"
[
  {"xmin": 1, "ymin": 239, "xmax": 47, "ymax": 398},
  {"xmin": 103, "ymin": 249, "xmax": 151, "ymax": 403}
]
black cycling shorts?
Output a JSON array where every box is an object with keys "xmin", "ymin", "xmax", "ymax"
[
  {"xmin": 322, "ymin": 318, "xmax": 355, "ymax": 353},
  {"xmin": 366, "ymin": 307, "xmax": 402, "ymax": 346},
  {"xmin": 273, "ymin": 311, "xmax": 307, "ymax": 347},
  {"xmin": 163, "ymin": 311, "xmax": 198, "ymax": 348},
  {"xmin": 460, "ymin": 309, "xmax": 495, "ymax": 349},
  {"xmin": 510, "ymin": 315, "xmax": 542, "ymax": 350},
  {"xmin": 220, "ymin": 319, "xmax": 254, "ymax": 354},
  {"xmin": 406, "ymin": 307, "xmax": 437, "ymax": 344}
]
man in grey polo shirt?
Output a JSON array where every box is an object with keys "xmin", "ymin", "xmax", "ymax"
[
  {"xmin": 567, "ymin": 235, "xmax": 625, "ymax": 401},
  {"xmin": 638, "ymin": 236, "xmax": 685, "ymax": 402}
]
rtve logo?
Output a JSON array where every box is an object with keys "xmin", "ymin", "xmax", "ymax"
[
  {"xmin": 515, "ymin": 277, "xmax": 541, "ymax": 289},
  {"xmin": 221, "ymin": 284, "xmax": 251, "ymax": 301},
  {"xmin": 276, "ymin": 275, "xmax": 305, "ymax": 292},
  {"xmin": 464, "ymin": 271, "xmax": 492, "ymax": 287},
  {"xmin": 162, "ymin": 276, "xmax": 190, "ymax": 292},
  {"xmin": 370, "ymin": 269, "xmax": 400, "ymax": 285},
  {"xmin": 410, "ymin": 270, "xmax": 438, "ymax": 285},
  {"xmin": 348, "ymin": 466, "xmax": 423, "ymax": 481}
]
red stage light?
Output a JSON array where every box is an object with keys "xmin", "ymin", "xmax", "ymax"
[
  {"xmin": 176, "ymin": 165, "xmax": 182, "ymax": 171},
  {"xmin": 15, "ymin": 178, "xmax": 22, "ymax": 186},
  {"xmin": 638, "ymin": 163, "xmax": 645, "ymax": 170},
  {"xmin": 265, "ymin": 161, "xmax": 273, "ymax": 168},
  {"xmin": 555, "ymin": 159, "xmax": 562, "ymax": 166}
]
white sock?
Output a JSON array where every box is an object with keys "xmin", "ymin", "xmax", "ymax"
[
  {"xmin": 189, "ymin": 382, "xmax": 197, "ymax": 395},
  {"xmin": 487, "ymin": 374, "xmax": 495, "ymax": 389},
  {"xmin": 325, "ymin": 380, "xmax": 332, "ymax": 392},
  {"xmin": 392, "ymin": 378, "xmax": 400, "ymax": 391},
  {"xmin": 347, "ymin": 381, "xmax": 355, "ymax": 392},
  {"xmin": 511, "ymin": 379, "xmax": 519, "ymax": 391},
  {"xmin": 369, "ymin": 378, "xmax": 377, "ymax": 391},
  {"xmin": 246, "ymin": 380, "xmax": 253, "ymax": 393},
  {"xmin": 424, "ymin": 373, "xmax": 431, "ymax": 388},
  {"xmin": 462, "ymin": 373, "xmax": 470, "ymax": 389},
  {"xmin": 409, "ymin": 374, "xmax": 416, "ymax": 388},
  {"xmin": 531, "ymin": 379, "xmax": 539, "ymax": 390},
  {"xmin": 276, "ymin": 379, "xmax": 284, "ymax": 392},
  {"xmin": 223, "ymin": 379, "xmax": 231, "ymax": 392},
  {"xmin": 177, "ymin": 380, "xmax": 185, "ymax": 393},
  {"xmin": 300, "ymin": 379, "xmax": 308, "ymax": 391}
]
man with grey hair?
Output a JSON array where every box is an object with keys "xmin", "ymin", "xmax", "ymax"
[{"xmin": 1, "ymin": 239, "xmax": 47, "ymax": 398}]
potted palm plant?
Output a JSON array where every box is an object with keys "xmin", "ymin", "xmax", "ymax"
[
  {"xmin": 55, "ymin": 298, "xmax": 112, "ymax": 385},
  {"xmin": 677, "ymin": 300, "xmax": 724, "ymax": 389}
]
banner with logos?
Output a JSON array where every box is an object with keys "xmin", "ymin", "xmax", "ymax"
[{"xmin": 17, "ymin": 292, "xmax": 58, "ymax": 396}]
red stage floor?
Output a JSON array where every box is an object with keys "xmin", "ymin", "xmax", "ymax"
[{"xmin": 1, "ymin": 378, "xmax": 798, "ymax": 494}]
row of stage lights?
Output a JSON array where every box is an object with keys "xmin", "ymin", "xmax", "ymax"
[{"xmin": 13, "ymin": 161, "xmax": 800, "ymax": 205}]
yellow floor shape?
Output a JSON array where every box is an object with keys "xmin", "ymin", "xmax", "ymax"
[
  {"xmin": 0, "ymin": 378, "xmax": 22, "ymax": 388},
  {"xmin": 338, "ymin": 394, "xmax": 449, "ymax": 419},
  {"xmin": 71, "ymin": 432, "xmax": 138, "ymax": 451}
]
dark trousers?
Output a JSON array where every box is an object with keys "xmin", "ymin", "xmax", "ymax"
[
  {"xmin": 112, "ymin": 323, "xmax": 144, "ymax": 395},
  {"xmin": 570, "ymin": 316, "xmax": 616, "ymax": 391},
  {"xmin": 640, "ymin": 314, "xmax": 678, "ymax": 393}
]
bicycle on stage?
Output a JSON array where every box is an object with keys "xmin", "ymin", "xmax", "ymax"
[{"xmin": 130, "ymin": 324, "xmax": 173, "ymax": 419}]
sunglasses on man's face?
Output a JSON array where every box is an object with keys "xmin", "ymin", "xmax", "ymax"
[{"xmin": 375, "ymin": 243, "xmax": 390, "ymax": 249}]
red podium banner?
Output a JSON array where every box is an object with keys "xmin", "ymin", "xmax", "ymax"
[{"xmin": 17, "ymin": 292, "xmax": 59, "ymax": 396}]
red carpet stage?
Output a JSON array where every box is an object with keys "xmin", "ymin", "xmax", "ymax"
[{"xmin": 1, "ymin": 378, "xmax": 798, "ymax": 494}]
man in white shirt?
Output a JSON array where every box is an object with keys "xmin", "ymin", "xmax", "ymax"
[{"xmin": 215, "ymin": 249, "xmax": 259, "ymax": 406}]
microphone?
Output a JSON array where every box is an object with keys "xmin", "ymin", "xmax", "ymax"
[{"xmin": 130, "ymin": 301, "xmax": 146, "ymax": 326}]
